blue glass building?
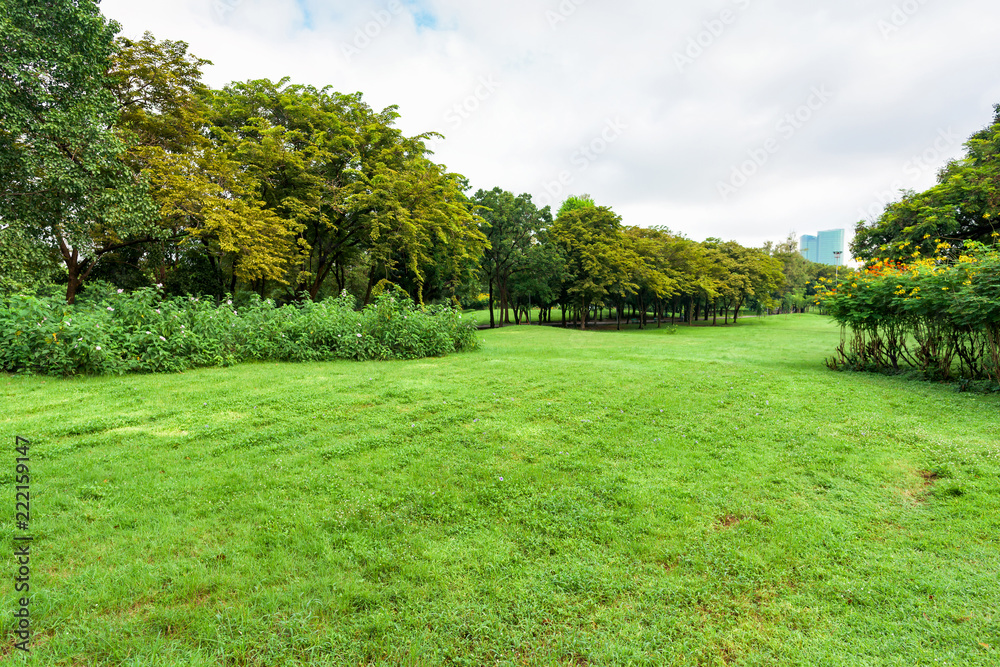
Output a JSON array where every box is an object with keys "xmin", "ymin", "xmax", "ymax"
[{"xmin": 800, "ymin": 229, "xmax": 845, "ymax": 265}]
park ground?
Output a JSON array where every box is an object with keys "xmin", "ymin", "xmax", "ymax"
[{"xmin": 1, "ymin": 314, "xmax": 998, "ymax": 665}]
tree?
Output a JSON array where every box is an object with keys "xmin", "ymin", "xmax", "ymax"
[
  {"xmin": 104, "ymin": 34, "xmax": 301, "ymax": 297},
  {"xmin": 622, "ymin": 227, "xmax": 676, "ymax": 328},
  {"xmin": 206, "ymin": 79, "xmax": 486, "ymax": 304},
  {"xmin": 853, "ymin": 104, "xmax": 1000, "ymax": 263},
  {"xmin": 472, "ymin": 188, "xmax": 550, "ymax": 327},
  {"xmin": 0, "ymin": 0, "xmax": 158, "ymax": 303},
  {"xmin": 550, "ymin": 204, "xmax": 631, "ymax": 329},
  {"xmin": 507, "ymin": 232, "xmax": 567, "ymax": 324},
  {"xmin": 557, "ymin": 193, "xmax": 595, "ymax": 217},
  {"xmin": 714, "ymin": 241, "xmax": 783, "ymax": 322}
]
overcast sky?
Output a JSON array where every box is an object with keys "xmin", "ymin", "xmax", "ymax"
[{"xmin": 100, "ymin": 0, "xmax": 1000, "ymax": 256}]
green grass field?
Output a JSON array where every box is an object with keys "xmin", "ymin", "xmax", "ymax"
[{"xmin": 2, "ymin": 314, "xmax": 998, "ymax": 665}]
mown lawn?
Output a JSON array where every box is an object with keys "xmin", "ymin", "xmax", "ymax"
[{"xmin": 1, "ymin": 314, "xmax": 998, "ymax": 665}]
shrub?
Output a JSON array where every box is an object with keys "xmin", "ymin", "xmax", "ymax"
[
  {"xmin": 0, "ymin": 287, "xmax": 479, "ymax": 376},
  {"xmin": 818, "ymin": 240, "xmax": 1000, "ymax": 386}
]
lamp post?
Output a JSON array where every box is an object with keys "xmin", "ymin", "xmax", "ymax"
[{"xmin": 832, "ymin": 250, "xmax": 843, "ymax": 281}]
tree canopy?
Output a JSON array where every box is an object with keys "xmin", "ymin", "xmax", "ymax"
[
  {"xmin": 853, "ymin": 105, "xmax": 1000, "ymax": 263},
  {"xmin": 1, "ymin": 2, "xmax": 837, "ymax": 325}
]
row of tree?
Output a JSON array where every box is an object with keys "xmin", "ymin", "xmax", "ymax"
[
  {"xmin": 475, "ymin": 192, "xmax": 837, "ymax": 330},
  {"xmin": 1, "ymin": 2, "xmax": 485, "ymax": 305},
  {"xmin": 1, "ymin": 0, "xmax": 838, "ymax": 324}
]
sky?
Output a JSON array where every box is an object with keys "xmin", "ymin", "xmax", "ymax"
[{"xmin": 100, "ymin": 0, "xmax": 1000, "ymax": 258}]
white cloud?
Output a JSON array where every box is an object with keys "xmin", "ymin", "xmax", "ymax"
[{"xmin": 101, "ymin": 0, "xmax": 1000, "ymax": 258}]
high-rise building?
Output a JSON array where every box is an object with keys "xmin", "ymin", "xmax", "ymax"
[
  {"xmin": 799, "ymin": 235, "xmax": 818, "ymax": 262},
  {"xmin": 800, "ymin": 229, "xmax": 845, "ymax": 265}
]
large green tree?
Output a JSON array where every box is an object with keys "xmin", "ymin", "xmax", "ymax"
[
  {"xmin": 108, "ymin": 34, "xmax": 298, "ymax": 295},
  {"xmin": 0, "ymin": 0, "xmax": 158, "ymax": 303},
  {"xmin": 207, "ymin": 79, "xmax": 485, "ymax": 304},
  {"xmin": 853, "ymin": 104, "xmax": 1000, "ymax": 263}
]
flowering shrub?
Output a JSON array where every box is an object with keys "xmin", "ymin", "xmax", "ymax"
[
  {"xmin": 0, "ymin": 287, "xmax": 479, "ymax": 376},
  {"xmin": 816, "ymin": 238, "xmax": 1000, "ymax": 385}
]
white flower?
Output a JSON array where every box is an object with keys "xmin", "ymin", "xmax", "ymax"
[
  {"xmin": 117, "ymin": 289, "xmax": 124, "ymax": 294},
  {"xmin": 146, "ymin": 331, "xmax": 151, "ymax": 335},
  {"xmin": 95, "ymin": 345, "xmax": 101, "ymax": 351},
  {"xmin": 155, "ymin": 309, "xmax": 161, "ymax": 314},
  {"xmin": 159, "ymin": 336, "xmax": 166, "ymax": 341},
  {"xmin": 356, "ymin": 333, "xmax": 362, "ymax": 338},
  {"xmin": 227, "ymin": 300, "xmax": 232, "ymax": 305},
  {"xmin": 156, "ymin": 283, "xmax": 163, "ymax": 288},
  {"xmin": 107, "ymin": 306, "xmax": 114, "ymax": 311}
]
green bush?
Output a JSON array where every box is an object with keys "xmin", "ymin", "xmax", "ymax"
[
  {"xmin": 818, "ymin": 241, "xmax": 1000, "ymax": 385},
  {"xmin": 0, "ymin": 288, "xmax": 479, "ymax": 376}
]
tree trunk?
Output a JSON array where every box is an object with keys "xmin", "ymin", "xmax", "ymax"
[{"xmin": 489, "ymin": 279, "xmax": 496, "ymax": 328}]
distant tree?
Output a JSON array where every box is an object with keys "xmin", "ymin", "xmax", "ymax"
[
  {"xmin": 550, "ymin": 204, "xmax": 632, "ymax": 329},
  {"xmin": 556, "ymin": 194, "xmax": 595, "ymax": 217},
  {"xmin": 621, "ymin": 227, "xmax": 676, "ymax": 328},
  {"xmin": 472, "ymin": 188, "xmax": 550, "ymax": 327},
  {"xmin": 507, "ymin": 237, "xmax": 567, "ymax": 324}
]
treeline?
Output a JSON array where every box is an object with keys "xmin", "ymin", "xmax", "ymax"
[
  {"xmin": 475, "ymin": 193, "xmax": 838, "ymax": 330},
  {"xmin": 0, "ymin": 1, "xmax": 836, "ymax": 325}
]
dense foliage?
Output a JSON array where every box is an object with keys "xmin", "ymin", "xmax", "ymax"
[
  {"xmin": 0, "ymin": 286, "xmax": 477, "ymax": 376},
  {"xmin": 853, "ymin": 105, "xmax": 1000, "ymax": 262},
  {"xmin": 0, "ymin": 0, "xmax": 840, "ymax": 376},
  {"xmin": 818, "ymin": 240, "xmax": 1000, "ymax": 386}
]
